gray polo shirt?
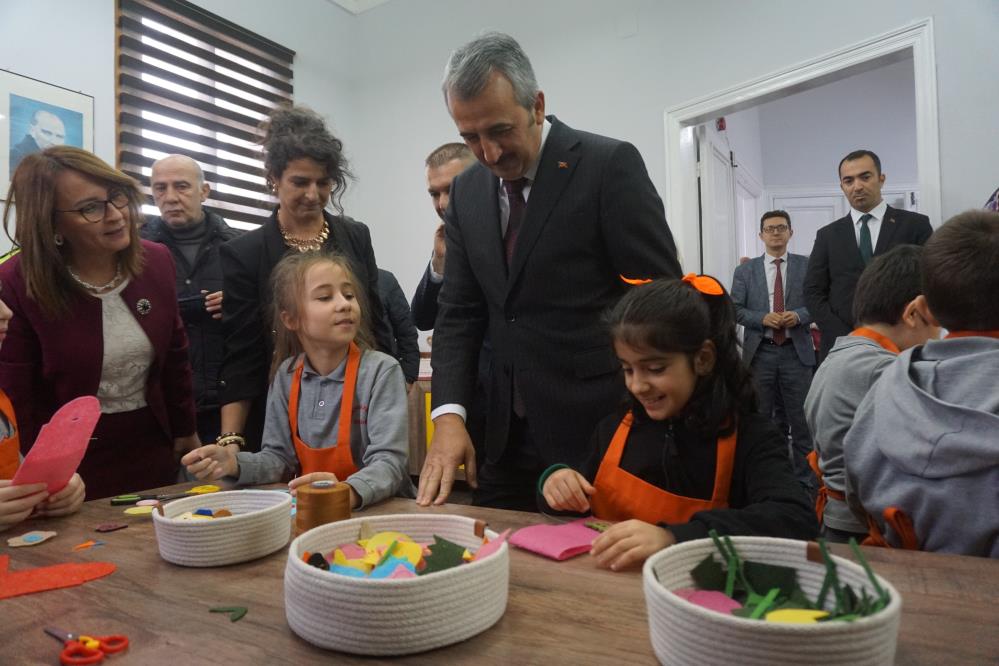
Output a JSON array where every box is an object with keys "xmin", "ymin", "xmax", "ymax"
[{"xmin": 234, "ymin": 349, "xmax": 414, "ymax": 508}]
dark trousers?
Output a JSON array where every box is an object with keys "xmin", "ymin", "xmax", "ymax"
[
  {"xmin": 80, "ymin": 407, "xmax": 176, "ymax": 500},
  {"xmin": 751, "ymin": 341, "xmax": 816, "ymax": 491},
  {"xmin": 472, "ymin": 414, "xmax": 546, "ymax": 512}
]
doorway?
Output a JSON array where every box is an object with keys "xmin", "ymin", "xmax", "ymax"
[{"xmin": 665, "ymin": 19, "xmax": 940, "ymax": 272}]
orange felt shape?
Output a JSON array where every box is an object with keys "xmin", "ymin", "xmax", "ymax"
[
  {"xmin": 0, "ymin": 554, "xmax": 116, "ymax": 600},
  {"xmin": 11, "ymin": 396, "xmax": 100, "ymax": 493}
]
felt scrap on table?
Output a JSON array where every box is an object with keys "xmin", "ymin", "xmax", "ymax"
[
  {"xmin": 11, "ymin": 396, "xmax": 100, "ymax": 494},
  {"xmin": 123, "ymin": 505, "xmax": 154, "ymax": 516},
  {"xmin": 0, "ymin": 554, "xmax": 115, "ymax": 600},
  {"xmin": 473, "ymin": 529, "xmax": 511, "ymax": 562},
  {"xmin": 72, "ymin": 540, "xmax": 106, "ymax": 552},
  {"xmin": 209, "ymin": 606, "xmax": 247, "ymax": 622},
  {"xmin": 7, "ymin": 531, "xmax": 57, "ymax": 548},
  {"xmin": 418, "ymin": 536, "xmax": 466, "ymax": 575},
  {"xmin": 95, "ymin": 523, "xmax": 128, "ymax": 533},
  {"xmin": 509, "ymin": 519, "xmax": 601, "ymax": 561}
]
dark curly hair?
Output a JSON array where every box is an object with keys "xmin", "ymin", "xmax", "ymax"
[
  {"xmin": 259, "ymin": 106, "xmax": 353, "ymax": 214},
  {"xmin": 606, "ymin": 277, "xmax": 758, "ymax": 438}
]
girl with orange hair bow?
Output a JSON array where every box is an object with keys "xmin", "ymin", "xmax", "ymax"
[{"xmin": 539, "ymin": 275, "xmax": 817, "ymax": 570}]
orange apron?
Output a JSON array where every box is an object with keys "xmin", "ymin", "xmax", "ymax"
[
  {"xmin": 590, "ymin": 411, "xmax": 736, "ymax": 524},
  {"xmin": 809, "ymin": 326, "xmax": 900, "ymax": 523},
  {"xmin": 288, "ymin": 344, "xmax": 361, "ymax": 480},
  {"xmin": 0, "ymin": 390, "xmax": 19, "ymax": 480},
  {"xmin": 864, "ymin": 329, "xmax": 999, "ymax": 549}
]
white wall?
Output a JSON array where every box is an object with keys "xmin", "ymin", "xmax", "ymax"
[
  {"xmin": 759, "ymin": 58, "xmax": 917, "ymax": 189},
  {"xmin": 3, "ymin": 0, "xmax": 998, "ymax": 298},
  {"xmin": 717, "ymin": 106, "xmax": 765, "ymax": 186}
]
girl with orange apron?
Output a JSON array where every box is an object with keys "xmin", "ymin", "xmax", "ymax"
[{"xmin": 0, "ymin": 390, "xmax": 19, "ymax": 480}]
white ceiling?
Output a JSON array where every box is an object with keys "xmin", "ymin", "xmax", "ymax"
[{"xmin": 324, "ymin": 0, "xmax": 392, "ymax": 15}]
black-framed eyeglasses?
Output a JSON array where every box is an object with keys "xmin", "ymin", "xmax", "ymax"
[
  {"xmin": 56, "ymin": 191, "xmax": 130, "ymax": 223},
  {"xmin": 762, "ymin": 224, "xmax": 789, "ymax": 234}
]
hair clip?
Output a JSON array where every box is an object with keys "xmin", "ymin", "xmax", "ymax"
[
  {"xmin": 620, "ymin": 275, "xmax": 653, "ymax": 285},
  {"xmin": 682, "ymin": 273, "xmax": 724, "ymax": 296}
]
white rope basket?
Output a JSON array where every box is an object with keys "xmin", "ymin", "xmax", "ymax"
[
  {"xmin": 152, "ymin": 490, "xmax": 291, "ymax": 567},
  {"xmin": 285, "ymin": 513, "xmax": 509, "ymax": 655},
  {"xmin": 643, "ymin": 537, "xmax": 902, "ymax": 666}
]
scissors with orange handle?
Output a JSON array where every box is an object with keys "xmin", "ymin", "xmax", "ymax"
[{"xmin": 44, "ymin": 626, "xmax": 129, "ymax": 665}]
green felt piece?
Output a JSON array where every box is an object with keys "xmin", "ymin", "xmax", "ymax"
[
  {"xmin": 724, "ymin": 555, "xmax": 737, "ymax": 598},
  {"xmin": 376, "ymin": 540, "xmax": 398, "ymax": 567},
  {"xmin": 418, "ymin": 536, "xmax": 466, "ymax": 576},
  {"xmin": 584, "ymin": 521, "xmax": 612, "ymax": 533},
  {"xmin": 730, "ymin": 606, "xmax": 758, "ymax": 618},
  {"xmin": 210, "ymin": 606, "xmax": 247, "ymax": 622},
  {"xmin": 690, "ymin": 554, "xmax": 726, "ymax": 592},
  {"xmin": 749, "ymin": 588, "xmax": 781, "ymax": 620},
  {"xmin": 849, "ymin": 538, "xmax": 890, "ymax": 608},
  {"xmin": 743, "ymin": 561, "xmax": 798, "ymax": 598}
]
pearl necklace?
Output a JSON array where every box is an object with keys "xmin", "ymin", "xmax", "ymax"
[
  {"xmin": 67, "ymin": 264, "xmax": 123, "ymax": 292},
  {"xmin": 279, "ymin": 219, "xmax": 329, "ymax": 253}
]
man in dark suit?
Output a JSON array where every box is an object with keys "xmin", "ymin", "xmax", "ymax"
[
  {"xmin": 805, "ymin": 149, "xmax": 933, "ymax": 358},
  {"xmin": 417, "ymin": 32, "xmax": 682, "ymax": 509},
  {"xmin": 410, "ymin": 143, "xmax": 476, "ymax": 330},
  {"xmin": 732, "ymin": 210, "xmax": 816, "ymax": 492}
]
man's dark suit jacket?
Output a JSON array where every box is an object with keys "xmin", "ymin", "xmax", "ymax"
[
  {"xmin": 431, "ymin": 116, "xmax": 682, "ymax": 469},
  {"xmin": 804, "ymin": 206, "xmax": 932, "ymax": 357},
  {"xmin": 410, "ymin": 262, "xmax": 441, "ymax": 331},
  {"xmin": 219, "ymin": 208, "xmax": 392, "ymax": 450}
]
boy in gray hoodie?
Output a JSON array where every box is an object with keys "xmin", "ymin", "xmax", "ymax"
[
  {"xmin": 845, "ymin": 211, "xmax": 999, "ymax": 557},
  {"xmin": 804, "ymin": 246, "xmax": 940, "ymax": 541}
]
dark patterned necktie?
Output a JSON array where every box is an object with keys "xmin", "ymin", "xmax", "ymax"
[
  {"xmin": 773, "ymin": 258, "xmax": 786, "ymax": 345},
  {"xmin": 503, "ymin": 178, "xmax": 527, "ymax": 266},
  {"xmin": 858, "ymin": 213, "xmax": 874, "ymax": 265}
]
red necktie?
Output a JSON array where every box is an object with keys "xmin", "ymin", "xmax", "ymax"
[
  {"xmin": 503, "ymin": 178, "xmax": 527, "ymax": 266},
  {"xmin": 773, "ymin": 258, "xmax": 786, "ymax": 345}
]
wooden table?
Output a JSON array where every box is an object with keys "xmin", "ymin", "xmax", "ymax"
[{"xmin": 3, "ymin": 483, "xmax": 997, "ymax": 665}]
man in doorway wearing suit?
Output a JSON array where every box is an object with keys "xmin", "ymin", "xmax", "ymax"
[
  {"xmin": 732, "ymin": 210, "xmax": 816, "ymax": 493},
  {"xmin": 417, "ymin": 32, "xmax": 682, "ymax": 509},
  {"xmin": 805, "ymin": 149, "xmax": 933, "ymax": 358}
]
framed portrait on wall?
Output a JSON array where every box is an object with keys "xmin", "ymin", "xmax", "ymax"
[{"xmin": 0, "ymin": 69, "xmax": 95, "ymax": 201}]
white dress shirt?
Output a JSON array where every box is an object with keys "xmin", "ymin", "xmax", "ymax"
[{"xmin": 850, "ymin": 199, "xmax": 887, "ymax": 250}]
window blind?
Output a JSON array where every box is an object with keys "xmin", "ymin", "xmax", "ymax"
[{"xmin": 116, "ymin": 0, "xmax": 294, "ymax": 229}]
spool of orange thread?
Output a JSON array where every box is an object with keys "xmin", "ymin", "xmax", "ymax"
[{"xmin": 296, "ymin": 480, "xmax": 352, "ymax": 535}]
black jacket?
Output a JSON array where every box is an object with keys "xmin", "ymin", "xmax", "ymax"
[
  {"xmin": 218, "ymin": 208, "xmax": 391, "ymax": 449},
  {"xmin": 378, "ymin": 268, "xmax": 419, "ymax": 382},
  {"xmin": 140, "ymin": 209, "xmax": 241, "ymax": 411},
  {"xmin": 540, "ymin": 406, "xmax": 819, "ymax": 544}
]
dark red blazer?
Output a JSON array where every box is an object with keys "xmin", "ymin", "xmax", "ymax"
[{"xmin": 0, "ymin": 240, "xmax": 197, "ymax": 451}]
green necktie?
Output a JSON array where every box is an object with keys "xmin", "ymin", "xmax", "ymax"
[{"xmin": 858, "ymin": 213, "xmax": 874, "ymax": 265}]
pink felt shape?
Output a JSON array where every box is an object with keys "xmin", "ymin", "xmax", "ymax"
[
  {"xmin": 509, "ymin": 519, "xmax": 600, "ymax": 561},
  {"xmin": 387, "ymin": 563, "xmax": 417, "ymax": 579},
  {"xmin": 339, "ymin": 543, "xmax": 366, "ymax": 559},
  {"xmin": 11, "ymin": 396, "xmax": 100, "ymax": 494},
  {"xmin": 473, "ymin": 529, "xmax": 511, "ymax": 562},
  {"xmin": 673, "ymin": 587, "xmax": 742, "ymax": 614}
]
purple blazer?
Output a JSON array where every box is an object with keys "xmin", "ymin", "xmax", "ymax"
[{"xmin": 0, "ymin": 240, "xmax": 197, "ymax": 451}]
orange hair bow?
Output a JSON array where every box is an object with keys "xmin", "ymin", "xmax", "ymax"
[
  {"xmin": 619, "ymin": 275, "xmax": 653, "ymax": 285},
  {"xmin": 682, "ymin": 273, "xmax": 724, "ymax": 296}
]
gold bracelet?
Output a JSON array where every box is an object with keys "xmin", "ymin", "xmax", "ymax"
[{"xmin": 216, "ymin": 433, "xmax": 245, "ymax": 450}]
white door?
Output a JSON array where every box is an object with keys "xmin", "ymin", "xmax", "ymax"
[
  {"xmin": 698, "ymin": 127, "xmax": 737, "ymax": 288},
  {"xmin": 734, "ymin": 167, "xmax": 764, "ymax": 262},
  {"xmin": 768, "ymin": 193, "xmax": 845, "ymax": 258}
]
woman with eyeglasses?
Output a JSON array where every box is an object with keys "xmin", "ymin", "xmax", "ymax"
[{"xmin": 0, "ymin": 147, "xmax": 200, "ymax": 499}]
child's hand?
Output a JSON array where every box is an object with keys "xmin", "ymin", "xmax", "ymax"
[
  {"xmin": 0, "ymin": 480, "xmax": 48, "ymax": 530},
  {"xmin": 590, "ymin": 519, "xmax": 677, "ymax": 571},
  {"xmin": 542, "ymin": 468, "xmax": 595, "ymax": 513},
  {"xmin": 289, "ymin": 473, "xmax": 360, "ymax": 508},
  {"xmin": 33, "ymin": 474, "xmax": 85, "ymax": 517},
  {"xmin": 181, "ymin": 444, "xmax": 238, "ymax": 480}
]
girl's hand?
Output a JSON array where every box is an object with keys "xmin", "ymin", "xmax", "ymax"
[
  {"xmin": 0, "ymin": 480, "xmax": 48, "ymax": 530},
  {"xmin": 289, "ymin": 473, "xmax": 360, "ymax": 508},
  {"xmin": 590, "ymin": 519, "xmax": 676, "ymax": 571},
  {"xmin": 542, "ymin": 468, "xmax": 595, "ymax": 513},
  {"xmin": 181, "ymin": 444, "xmax": 237, "ymax": 480},
  {"xmin": 34, "ymin": 474, "xmax": 85, "ymax": 517}
]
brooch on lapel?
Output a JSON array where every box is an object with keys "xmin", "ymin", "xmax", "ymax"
[
  {"xmin": 558, "ymin": 161, "xmax": 569, "ymax": 169},
  {"xmin": 135, "ymin": 298, "xmax": 152, "ymax": 316}
]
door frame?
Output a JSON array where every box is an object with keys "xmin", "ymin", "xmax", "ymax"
[{"xmin": 663, "ymin": 18, "xmax": 940, "ymax": 272}]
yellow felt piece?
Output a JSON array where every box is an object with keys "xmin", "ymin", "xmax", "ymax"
[
  {"xmin": 393, "ymin": 541, "xmax": 423, "ymax": 566},
  {"xmin": 188, "ymin": 484, "xmax": 221, "ymax": 495},
  {"xmin": 360, "ymin": 531, "xmax": 414, "ymax": 551},
  {"xmin": 764, "ymin": 609, "xmax": 830, "ymax": 624},
  {"xmin": 462, "ymin": 549, "xmax": 473, "ymax": 561},
  {"xmin": 362, "ymin": 550, "xmax": 382, "ymax": 566},
  {"xmin": 123, "ymin": 505, "xmax": 154, "ymax": 516},
  {"xmin": 333, "ymin": 549, "xmax": 372, "ymax": 572}
]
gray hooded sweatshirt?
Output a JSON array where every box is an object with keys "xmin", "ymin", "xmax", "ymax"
[{"xmin": 844, "ymin": 336, "xmax": 999, "ymax": 557}]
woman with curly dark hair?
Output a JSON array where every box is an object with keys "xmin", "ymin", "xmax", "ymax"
[{"xmin": 217, "ymin": 106, "xmax": 392, "ymax": 453}]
